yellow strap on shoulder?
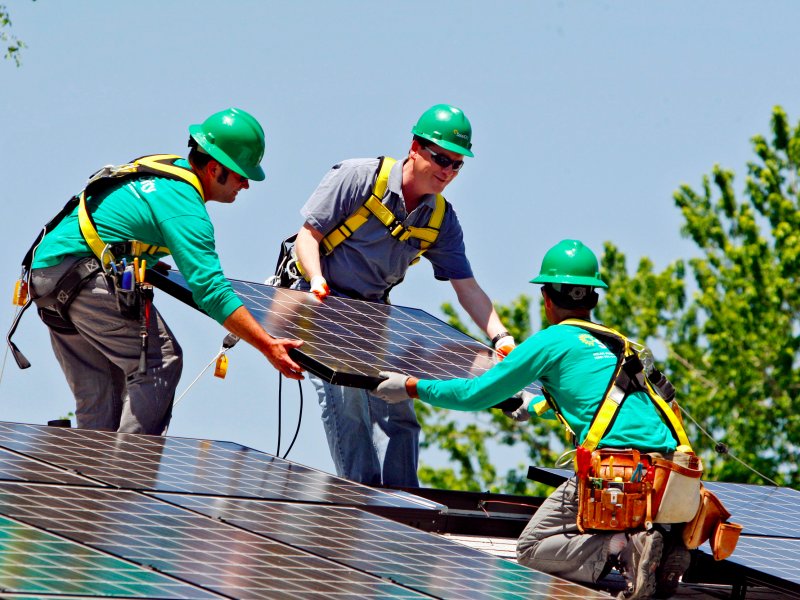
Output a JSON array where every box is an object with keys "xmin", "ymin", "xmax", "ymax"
[
  {"xmin": 320, "ymin": 157, "xmax": 445, "ymax": 262},
  {"xmin": 321, "ymin": 157, "xmax": 397, "ymax": 254},
  {"xmin": 77, "ymin": 154, "xmax": 202, "ymax": 265},
  {"xmin": 78, "ymin": 191, "xmax": 111, "ymax": 266},
  {"xmin": 560, "ymin": 318, "xmax": 693, "ymax": 452},
  {"xmin": 134, "ymin": 154, "xmax": 204, "ymax": 201}
]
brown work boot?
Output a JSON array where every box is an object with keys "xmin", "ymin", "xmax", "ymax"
[
  {"xmin": 616, "ymin": 529, "xmax": 664, "ymax": 599},
  {"xmin": 654, "ymin": 534, "xmax": 691, "ymax": 598}
]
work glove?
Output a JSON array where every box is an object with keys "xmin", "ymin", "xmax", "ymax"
[
  {"xmin": 372, "ymin": 371, "xmax": 411, "ymax": 403},
  {"xmin": 492, "ymin": 332, "xmax": 516, "ymax": 359},
  {"xmin": 502, "ymin": 390, "xmax": 534, "ymax": 422},
  {"xmin": 310, "ymin": 275, "xmax": 330, "ymax": 300}
]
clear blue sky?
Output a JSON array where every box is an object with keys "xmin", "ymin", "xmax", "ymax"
[{"xmin": 1, "ymin": 1, "xmax": 798, "ymax": 477}]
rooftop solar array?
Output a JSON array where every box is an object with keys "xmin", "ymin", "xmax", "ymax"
[
  {"xmin": 0, "ymin": 421, "xmax": 614, "ymax": 599},
  {"xmin": 149, "ymin": 270, "xmax": 506, "ymax": 389}
]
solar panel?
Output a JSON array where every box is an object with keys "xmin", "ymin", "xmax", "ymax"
[
  {"xmin": 0, "ymin": 481, "xmax": 428, "ymax": 599},
  {"xmin": 703, "ymin": 481, "xmax": 800, "ymax": 539},
  {"xmin": 149, "ymin": 270, "xmax": 504, "ymax": 389},
  {"xmin": 0, "ymin": 445, "xmax": 101, "ymax": 486},
  {"xmin": 0, "ymin": 513, "xmax": 215, "ymax": 598},
  {"xmin": 153, "ymin": 494, "xmax": 609, "ymax": 600},
  {"xmin": 0, "ymin": 422, "xmax": 441, "ymax": 522},
  {"xmin": 722, "ymin": 536, "xmax": 800, "ymax": 586}
]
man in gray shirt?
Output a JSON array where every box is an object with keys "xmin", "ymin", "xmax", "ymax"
[{"xmin": 293, "ymin": 104, "xmax": 515, "ymax": 486}]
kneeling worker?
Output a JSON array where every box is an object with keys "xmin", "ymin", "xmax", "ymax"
[
  {"xmin": 373, "ymin": 239, "xmax": 696, "ymax": 599},
  {"xmin": 20, "ymin": 108, "xmax": 304, "ymax": 435}
]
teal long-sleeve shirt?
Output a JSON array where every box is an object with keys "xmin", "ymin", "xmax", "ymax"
[
  {"xmin": 416, "ymin": 322, "xmax": 678, "ymax": 453},
  {"xmin": 31, "ymin": 159, "xmax": 242, "ymax": 325}
]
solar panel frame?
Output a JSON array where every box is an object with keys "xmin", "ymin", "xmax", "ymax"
[{"xmin": 148, "ymin": 270, "xmax": 506, "ymax": 390}]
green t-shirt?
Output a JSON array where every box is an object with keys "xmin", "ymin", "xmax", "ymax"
[
  {"xmin": 32, "ymin": 160, "xmax": 242, "ymax": 325},
  {"xmin": 417, "ymin": 322, "xmax": 678, "ymax": 452}
]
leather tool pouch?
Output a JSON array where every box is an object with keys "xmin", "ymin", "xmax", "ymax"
[
  {"xmin": 577, "ymin": 449, "xmax": 704, "ymax": 532},
  {"xmin": 682, "ymin": 485, "xmax": 741, "ymax": 560},
  {"xmin": 651, "ymin": 452, "xmax": 703, "ymax": 523},
  {"xmin": 578, "ymin": 450, "xmax": 652, "ymax": 531}
]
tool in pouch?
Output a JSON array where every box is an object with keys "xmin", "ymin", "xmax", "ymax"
[{"xmin": 103, "ymin": 249, "xmax": 153, "ymax": 375}]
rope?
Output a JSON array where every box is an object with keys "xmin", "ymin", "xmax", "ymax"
[
  {"xmin": 172, "ymin": 351, "xmax": 222, "ymax": 407},
  {"xmin": 0, "ymin": 307, "xmax": 21, "ymax": 386},
  {"xmin": 676, "ymin": 402, "xmax": 780, "ymax": 487},
  {"xmin": 668, "ymin": 346, "xmax": 781, "ymax": 487}
]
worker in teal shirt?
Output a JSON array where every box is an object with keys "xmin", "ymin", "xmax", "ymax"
[
  {"xmin": 28, "ymin": 108, "xmax": 304, "ymax": 435},
  {"xmin": 373, "ymin": 240, "xmax": 691, "ymax": 600}
]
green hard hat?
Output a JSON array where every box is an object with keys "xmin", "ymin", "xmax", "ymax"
[
  {"xmin": 411, "ymin": 104, "xmax": 474, "ymax": 157},
  {"xmin": 531, "ymin": 240, "xmax": 608, "ymax": 288},
  {"xmin": 189, "ymin": 107, "xmax": 266, "ymax": 181}
]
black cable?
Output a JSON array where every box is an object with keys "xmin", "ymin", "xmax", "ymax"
[
  {"xmin": 276, "ymin": 373, "xmax": 282, "ymax": 457},
  {"xmin": 282, "ymin": 380, "xmax": 303, "ymax": 460}
]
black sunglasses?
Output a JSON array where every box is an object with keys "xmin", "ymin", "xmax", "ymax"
[{"xmin": 423, "ymin": 146, "xmax": 465, "ymax": 171}]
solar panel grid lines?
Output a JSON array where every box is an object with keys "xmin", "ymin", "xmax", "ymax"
[
  {"xmin": 0, "ymin": 445, "xmax": 103, "ymax": 487},
  {"xmin": 704, "ymin": 481, "xmax": 800, "ymax": 539},
  {"xmin": 0, "ymin": 422, "xmax": 441, "ymax": 517},
  {"xmin": 0, "ymin": 482, "xmax": 429, "ymax": 600},
  {"xmin": 149, "ymin": 270, "xmax": 503, "ymax": 389},
  {"xmin": 722, "ymin": 536, "xmax": 800, "ymax": 586},
  {"xmin": 155, "ymin": 494, "xmax": 608, "ymax": 600},
  {"xmin": 0, "ymin": 513, "xmax": 221, "ymax": 599}
]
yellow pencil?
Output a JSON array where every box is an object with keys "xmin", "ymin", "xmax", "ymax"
[{"xmin": 140, "ymin": 259, "xmax": 146, "ymax": 282}]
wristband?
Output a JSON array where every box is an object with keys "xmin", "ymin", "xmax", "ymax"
[{"xmin": 491, "ymin": 331, "xmax": 511, "ymax": 346}]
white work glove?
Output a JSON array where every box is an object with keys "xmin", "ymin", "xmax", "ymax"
[
  {"xmin": 310, "ymin": 275, "xmax": 330, "ymax": 299},
  {"xmin": 503, "ymin": 390, "xmax": 534, "ymax": 422},
  {"xmin": 372, "ymin": 371, "xmax": 411, "ymax": 403},
  {"xmin": 492, "ymin": 332, "xmax": 516, "ymax": 359}
]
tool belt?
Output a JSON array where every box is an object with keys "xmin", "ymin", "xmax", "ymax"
[
  {"xmin": 32, "ymin": 257, "xmax": 104, "ymax": 334},
  {"xmin": 576, "ymin": 449, "xmax": 703, "ymax": 532},
  {"xmin": 682, "ymin": 485, "xmax": 742, "ymax": 560}
]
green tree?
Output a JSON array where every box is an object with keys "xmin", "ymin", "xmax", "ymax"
[
  {"xmin": 667, "ymin": 105, "xmax": 800, "ymax": 487},
  {"xmin": 419, "ymin": 105, "xmax": 800, "ymax": 492},
  {"xmin": 1, "ymin": 4, "xmax": 28, "ymax": 67}
]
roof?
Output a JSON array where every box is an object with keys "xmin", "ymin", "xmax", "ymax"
[{"xmin": 0, "ymin": 420, "xmax": 796, "ymax": 600}]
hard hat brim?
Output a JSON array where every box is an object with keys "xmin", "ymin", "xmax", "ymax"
[{"xmin": 530, "ymin": 274, "xmax": 608, "ymax": 288}]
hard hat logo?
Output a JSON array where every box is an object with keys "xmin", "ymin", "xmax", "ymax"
[{"xmin": 412, "ymin": 104, "xmax": 475, "ymax": 157}]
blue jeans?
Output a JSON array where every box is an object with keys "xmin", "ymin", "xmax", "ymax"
[{"xmin": 310, "ymin": 374, "xmax": 420, "ymax": 487}]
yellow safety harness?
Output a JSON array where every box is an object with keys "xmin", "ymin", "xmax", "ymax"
[
  {"xmin": 532, "ymin": 318, "xmax": 693, "ymax": 452},
  {"xmin": 9, "ymin": 154, "xmax": 204, "ymax": 371},
  {"xmin": 319, "ymin": 156, "xmax": 447, "ymax": 265},
  {"xmin": 77, "ymin": 154, "xmax": 204, "ymax": 267}
]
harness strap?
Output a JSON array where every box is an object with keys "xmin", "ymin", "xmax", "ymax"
[
  {"xmin": 77, "ymin": 154, "xmax": 203, "ymax": 266},
  {"xmin": 558, "ymin": 318, "xmax": 693, "ymax": 452},
  {"xmin": 320, "ymin": 156, "xmax": 446, "ymax": 260}
]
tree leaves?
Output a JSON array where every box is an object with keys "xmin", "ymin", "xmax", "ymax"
[{"xmin": 419, "ymin": 105, "xmax": 799, "ymax": 492}]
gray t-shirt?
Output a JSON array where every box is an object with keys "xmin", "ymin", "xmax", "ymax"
[{"xmin": 301, "ymin": 157, "xmax": 473, "ymax": 301}]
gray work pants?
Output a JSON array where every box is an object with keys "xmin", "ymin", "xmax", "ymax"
[
  {"xmin": 517, "ymin": 478, "xmax": 613, "ymax": 584},
  {"xmin": 31, "ymin": 262, "xmax": 182, "ymax": 434}
]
